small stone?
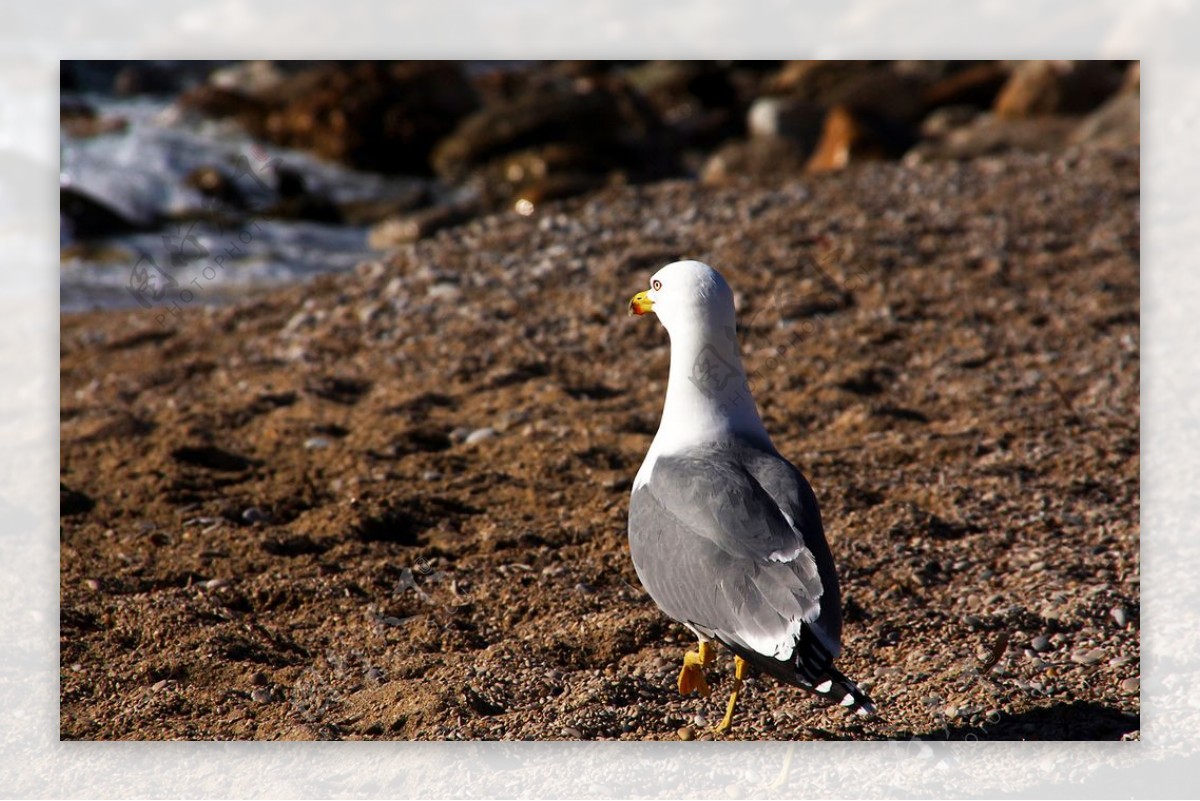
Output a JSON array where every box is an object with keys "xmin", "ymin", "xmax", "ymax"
[
  {"xmin": 365, "ymin": 667, "xmax": 385, "ymax": 683},
  {"xmin": 304, "ymin": 437, "xmax": 331, "ymax": 450},
  {"xmin": 422, "ymin": 471, "xmax": 443, "ymax": 482},
  {"xmin": 242, "ymin": 507, "xmax": 269, "ymax": 524},
  {"xmin": 1120, "ymin": 677, "xmax": 1140, "ymax": 694},
  {"xmin": 561, "ymin": 726, "xmax": 583, "ymax": 739},
  {"xmin": 1110, "ymin": 606, "xmax": 1129, "ymax": 627},
  {"xmin": 251, "ymin": 687, "xmax": 272, "ymax": 704},
  {"xmin": 1030, "ymin": 635, "xmax": 1052, "ymax": 652},
  {"xmin": 963, "ymin": 614, "xmax": 985, "ymax": 630},
  {"xmin": 465, "ymin": 427, "xmax": 497, "ymax": 445},
  {"xmin": 151, "ymin": 679, "xmax": 169, "ymax": 692},
  {"xmin": 694, "ymin": 713, "xmax": 708, "ymax": 727},
  {"xmin": 251, "ymin": 671, "xmax": 269, "ymax": 686},
  {"xmin": 203, "ymin": 578, "xmax": 229, "ymax": 590},
  {"xmin": 677, "ymin": 726, "xmax": 695, "ymax": 741},
  {"xmin": 84, "ymin": 578, "xmax": 101, "ymax": 591},
  {"xmin": 1071, "ymin": 648, "xmax": 1106, "ymax": 666}
]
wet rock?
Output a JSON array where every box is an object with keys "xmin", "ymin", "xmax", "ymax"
[
  {"xmin": 60, "ymin": 186, "xmax": 157, "ymax": 239},
  {"xmin": 994, "ymin": 60, "xmax": 1123, "ymax": 118},
  {"xmin": 60, "ymin": 99, "xmax": 128, "ymax": 138}
]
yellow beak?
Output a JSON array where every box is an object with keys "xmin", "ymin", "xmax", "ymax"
[{"xmin": 628, "ymin": 290, "xmax": 654, "ymax": 316}]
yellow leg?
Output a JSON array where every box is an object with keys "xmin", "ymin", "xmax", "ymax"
[
  {"xmin": 712, "ymin": 655, "xmax": 750, "ymax": 733},
  {"xmin": 677, "ymin": 640, "xmax": 715, "ymax": 697}
]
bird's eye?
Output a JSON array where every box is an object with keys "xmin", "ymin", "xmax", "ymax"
[{"xmin": 652, "ymin": 279, "xmax": 662, "ymax": 291}]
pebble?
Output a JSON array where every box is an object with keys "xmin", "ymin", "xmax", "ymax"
[
  {"xmin": 1120, "ymin": 677, "xmax": 1140, "ymax": 694},
  {"xmin": 151, "ymin": 679, "xmax": 169, "ymax": 692},
  {"xmin": 465, "ymin": 427, "xmax": 497, "ymax": 445},
  {"xmin": 963, "ymin": 614, "xmax": 984, "ymax": 630},
  {"xmin": 203, "ymin": 578, "xmax": 229, "ymax": 590},
  {"xmin": 242, "ymin": 507, "xmax": 269, "ymax": 524},
  {"xmin": 677, "ymin": 726, "xmax": 695, "ymax": 741},
  {"xmin": 84, "ymin": 578, "xmax": 101, "ymax": 591},
  {"xmin": 422, "ymin": 470, "xmax": 443, "ymax": 481},
  {"xmin": 251, "ymin": 671, "xmax": 269, "ymax": 686},
  {"xmin": 251, "ymin": 687, "xmax": 272, "ymax": 704},
  {"xmin": 561, "ymin": 726, "xmax": 583, "ymax": 738},
  {"xmin": 1030, "ymin": 635, "xmax": 1052, "ymax": 652},
  {"xmin": 693, "ymin": 713, "xmax": 709, "ymax": 727},
  {"xmin": 304, "ymin": 437, "xmax": 331, "ymax": 450},
  {"xmin": 1110, "ymin": 606, "xmax": 1129, "ymax": 627},
  {"xmin": 1071, "ymin": 647, "xmax": 1106, "ymax": 666}
]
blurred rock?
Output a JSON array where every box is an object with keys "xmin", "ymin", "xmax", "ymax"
[
  {"xmin": 184, "ymin": 166, "xmax": 248, "ymax": 209},
  {"xmin": 60, "ymin": 99, "xmax": 128, "ymax": 139},
  {"xmin": 182, "ymin": 61, "xmax": 479, "ymax": 175},
  {"xmin": 369, "ymin": 204, "xmax": 476, "ymax": 248},
  {"xmin": 921, "ymin": 62, "xmax": 1010, "ymax": 110},
  {"xmin": 1069, "ymin": 93, "xmax": 1139, "ymax": 148},
  {"xmin": 994, "ymin": 60, "xmax": 1124, "ymax": 118},
  {"xmin": 207, "ymin": 60, "xmax": 288, "ymax": 97},
  {"xmin": 746, "ymin": 96, "xmax": 824, "ymax": 145},
  {"xmin": 622, "ymin": 60, "xmax": 747, "ymax": 150},
  {"xmin": 432, "ymin": 80, "xmax": 667, "ymax": 182},
  {"xmin": 906, "ymin": 113, "xmax": 1075, "ymax": 162},
  {"xmin": 61, "ymin": 186, "xmax": 157, "ymax": 239},
  {"xmin": 700, "ymin": 136, "xmax": 807, "ymax": 186},
  {"xmin": 806, "ymin": 105, "xmax": 915, "ymax": 173}
]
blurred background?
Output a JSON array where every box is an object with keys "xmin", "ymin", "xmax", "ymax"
[{"xmin": 60, "ymin": 59, "xmax": 1139, "ymax": 311}]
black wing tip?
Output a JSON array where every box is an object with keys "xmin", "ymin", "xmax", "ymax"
[{"xmin": 805, "ymin": 668, "xmax": 877, "ymax": 718}]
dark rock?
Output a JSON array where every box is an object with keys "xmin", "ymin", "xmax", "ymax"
[
  {"xmin": 432, "ymin": 81, "xmax": 664, "ymax": 182},
  {"xmin": 747, "ymin": 96, "xmax": 825, "ymax": 145},
  {"xmin": 921, "ymin": 62, "xmax": 1011, "ymax": 111},
  {"xmin": 60, "ymin": 186, "xmax": 157, "ymax": 239},
  {"xmin": 994, "ymin": 60, "xmax": 1124, "ymax": 118},
  {"xmin": 806, "ymin": 104, "xmax": 916, "ymax": 173},
  {"xmin": 182, "ymin": 61, "xmax": 479, "ymax": 175}
]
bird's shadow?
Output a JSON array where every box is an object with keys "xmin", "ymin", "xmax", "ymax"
[{"xmin": 884, "ymin": 700, "xmax": 1138, "ymax": 742}]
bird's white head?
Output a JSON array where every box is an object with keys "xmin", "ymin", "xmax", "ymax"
[
  {"xmin": 628, "ymin": 260, "xmax": 771, "ymax": 457},
  {"xmin": 627, "ymin": 260, "xmax": 737, "ymax": 337}
]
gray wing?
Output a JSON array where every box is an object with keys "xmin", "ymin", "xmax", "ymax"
[{"xmin": 628, "ymin": 441, "xmax": 842, "ymax": 672}]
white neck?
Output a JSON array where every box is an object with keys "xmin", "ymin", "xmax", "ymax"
[{"xmin": 635, "ymin": 320, "xmax": 772, "ymax": 489}]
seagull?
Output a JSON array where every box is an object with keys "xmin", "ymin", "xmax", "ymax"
[{"xmin": 626, "ymin": 260, "xmax": 875, "ymax": 734}]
